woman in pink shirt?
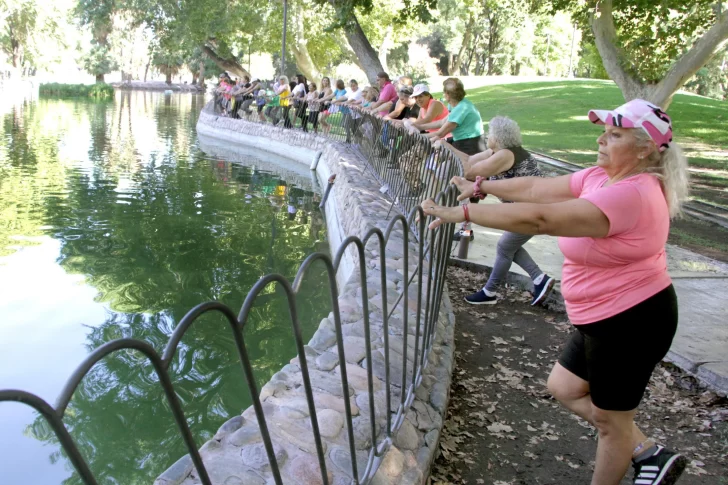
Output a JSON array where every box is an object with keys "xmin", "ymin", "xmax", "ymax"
[{"xmin": 420, "ymin": 99, "xmax": 689, "ymax": 485}]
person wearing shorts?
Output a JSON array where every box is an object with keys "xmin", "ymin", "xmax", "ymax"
[{"xmin": 420, "ymin": 99, "xmax": 689, "ymax": 485}]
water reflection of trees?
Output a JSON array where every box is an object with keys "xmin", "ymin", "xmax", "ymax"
[{"xmin": 15, "ymin": 95, "xmax": 330, "ymax": 484}]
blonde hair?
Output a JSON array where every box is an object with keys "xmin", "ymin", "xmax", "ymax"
[
  {"xmin": 443, "ymin": 77, "xmax": 466, "ymax": 102},
  {"xmin": 487, "ymin": 116, "xmax": 522, "ymax": 149},
  {"xmin": 633, "ymin": 129, "xmax": 689, "ymax": 219}
]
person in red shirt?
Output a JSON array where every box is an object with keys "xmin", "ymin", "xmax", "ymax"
[
  {"xmin": 420, "ymin": 99, "xmax": 689, "ymax": 485},
  {"xmin": 365, "ymin": 72, "xmax": 399, "ymax": 117}
]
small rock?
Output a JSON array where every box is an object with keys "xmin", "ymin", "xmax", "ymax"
[
  {"xmin": 241, "ymin": 442, "xmax": 287, "ymax": 471},
  {"xmin": 213, "ymin": 415, "xmax": 244, "ymax": 441},
  {"xmin": 316, "ymin": 351, "xmax": 339, "ymax": 371},
  {"xmin": 315, "ymin": 409, "xmax": 344, "ymax": 438},
  {"xmin": 343, "ymin": 336, "xmax": 368, "ymax": 364},
  {"xmin": 329, "ymin": 446, "xmax": 368, "ymax": 481},
  {"xmin": 272, "ymin": 419, "xmax": 326, "ymax": 454},
  {"xmin": 379, "ymin": 445, "xmax": 404, "ymax": 477},
  {"xmin": 430, "ymin": 382, "xmax": 448, "ymax": 412},
  {"xmin": 394, "ymin": 418, "xmax": 419, "ymax": 450},
  {"xmin": 352, "ymin": 414, "xmax": 380, "ymax": 450},
  {"xmin": 227, "ymin": 424, "xmax": 262, "ymax": 447},
  {"xmin": 310, "ymin": 327, "xmax": 337, "ymax": 353},
  {"xmin": 336, "ymin": 363, "xmax": 383, "ymax": 393},
  {"xmin": 341, "ymin": 320, "xmax": 366, "ymax": 338},
  {"xmin": 287, "ymin": 455, "xmax": 333, "ymax": 485},
  {"xmin": 355, "ymin": 391, "xmax": 386, "ymax": 420},
  {"xmin": 154, "ymin": 454, "xmax": 193, "ymax": 485},
  {"xmin": 424, "ymin": 429, "xmax": 438, "ymax": 448},
  {"xmin": 319, "ymin": 317, "xmax": 335, "ymax": 332},
  {"xmin": 312, "ymin": 392, "xmax": 360, "ymax": 416}
]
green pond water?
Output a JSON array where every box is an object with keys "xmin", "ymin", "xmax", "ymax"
[{"xmin": 0, "ymin": 91, "xmax": 330, "ymax": 484}]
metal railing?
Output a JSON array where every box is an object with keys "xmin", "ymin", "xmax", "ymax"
[{"xmin": 1, "ymin": 97, "xmax": 463, "ymax": 485}]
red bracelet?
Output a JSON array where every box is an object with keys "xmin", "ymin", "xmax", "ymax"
[
  {"xmin": 473, "ymin": 176, "xmax": 487, "ymax": 200},
  {"xmin": 462, "ymin": 204, "xmax": 470, "ymax": 223}
]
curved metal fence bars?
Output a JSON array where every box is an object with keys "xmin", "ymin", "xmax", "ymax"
[{"xmin": 0, "ymin": 96, "xmax": 464, "ymax": 485}]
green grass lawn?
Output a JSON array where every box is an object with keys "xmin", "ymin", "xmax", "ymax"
[{"xmin": 459, "ymin": 80, "xmax": 727, "ymax": 187}]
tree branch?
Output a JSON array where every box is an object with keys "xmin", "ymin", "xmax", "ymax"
[
  {"xmin": 590, "ymin": 0, "xmax": 644, "ymax": 100},
  {"xmin": 289, "ymin": 1, "xmax": 322, "ymax": 81},
  {"xmin": 651, "ymin": 11, "xmax": 728, "ymax": 107},
  {"xmin": 201, "ymin": 44, "xmax": 250, "ymax": 78}
]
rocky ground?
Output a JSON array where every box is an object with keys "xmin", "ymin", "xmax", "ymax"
[{"xmin": 428, "ymin": 267, "xmax": 728, "ymax": 485}]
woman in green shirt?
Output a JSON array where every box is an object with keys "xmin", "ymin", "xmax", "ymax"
[{"xmin": 424, "ymin": 77, "xmax": 485, "ymax": 156}]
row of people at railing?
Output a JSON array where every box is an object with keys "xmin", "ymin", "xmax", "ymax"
[{"xmin": 214, "ymin": 72, "xmax": 554, "ymax": 305}]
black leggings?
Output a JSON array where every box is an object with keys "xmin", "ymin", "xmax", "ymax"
[
  {"xmin": 282, "ymin": 106, "xmax": 293, "ymax": 128},
  {"xmin": 303, "ymin": 110, "xmax": 319, "ymax": 132},
  {"xmin": 559, "ymin": 285, "xmax": 678, "ymax": 411}
]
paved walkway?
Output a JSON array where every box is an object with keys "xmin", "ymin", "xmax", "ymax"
[{"xmin": 452, "ymin": 196, "xmax": 728, "ymax": 394}]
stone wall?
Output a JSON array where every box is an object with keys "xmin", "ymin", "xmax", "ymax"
[{"xmin": 154, "ymin": 106, "xmax": 456, "ymax": 485}]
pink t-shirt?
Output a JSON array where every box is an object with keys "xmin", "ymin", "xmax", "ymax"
[
  {"xmin": 378, "ymin": 81, "xmax": 398, "ymax": 116},
  {"xmin": 558, "ymin": 167, "xmax": 672, "ymax": 325}
]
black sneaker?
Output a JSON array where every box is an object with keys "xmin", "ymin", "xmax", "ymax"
[
  {"xmin": 464, "ymin": 290, "xmax": 498, "ymax": 305},
  {"xmin": 531, "ymin": 274, "xmax": 555, "ymax": 306},
  {"xmin": 632, "ymin": 446, "xmax": 688, "ymax": 485}
]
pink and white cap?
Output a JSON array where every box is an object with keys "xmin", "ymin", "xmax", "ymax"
[{"xmin": 588, "ymin": 99, "xmax": 673, "ymax": 152}]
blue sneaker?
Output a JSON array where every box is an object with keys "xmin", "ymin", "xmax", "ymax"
[
  {"xmin": 465, "ymin": 290, "xmax": 498, "ymax": 305},
  {"xmin": 531, "ymin": 274, "xmax": 555, "ymax": 306}
]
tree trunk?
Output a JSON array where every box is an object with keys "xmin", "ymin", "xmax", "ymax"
[
  {"xmin": 192, "ymin": 72, "xmax": 199, "ymax": 85},
  {"xmin": 96, "ymin": 73, "xmax": 105, "ymax": 83},
  {"xmin": 201, "ymin": 44, "xmax": 250, "ymax": 78},
  {"xmin": 487, "ymin": 15, "xmax": 497, "ymax": 76},
  {"xmin": 333, "ymin": 36, "xmax": 366, "ymax": 73},
  {"xmin": 465, "ymin": 31, "xmax": 482, "ymax": 75},
  {"xmin": 144, "ymin": 58, "xmax": 150, "ymax": 82},
  {"xmin": 592, "ymin": 0, "xmax": 728, "ymax": 109},
  {"xmin": 165, "ymin": 70, "xmax": 172, "ymax": 85},
  {"xmin": 452, "ymin": 14, "xmax": 475, "ymax": 76},
  {"xmin": 378, "ymin": 25, "xmax": 393, "ymax": 72},
  {"xmin": 198, "ymin": 61, "xmax": 206, "ymax": 91},
  {"xmin": 289, "ymin": 1, "xmax": 322, "ymax": 81},
  {"xmin": 339, "ymin": 11, "xmax": 384, "ymax": 84}
]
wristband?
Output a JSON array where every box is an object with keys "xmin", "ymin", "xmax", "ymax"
[
  {"xmin": 473, "ymin": 176, "xmax": 486, "ymax": 200},
  {"xmin": 462, "ymin": 204, "xmax": 470, "ymax": 223}
]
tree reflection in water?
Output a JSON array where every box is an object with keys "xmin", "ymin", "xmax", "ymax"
[{"xmin": 3, "ymin": 93, "xmax": 330, "ymax": 484}]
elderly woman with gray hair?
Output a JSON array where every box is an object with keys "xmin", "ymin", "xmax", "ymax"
[
  {"xmin": 422, "ymin": 100, "xmax": 690, "ymax": 485},
  {"xmin": 442, "ymin": 116, "xmax": 555, "ymax": 306}
]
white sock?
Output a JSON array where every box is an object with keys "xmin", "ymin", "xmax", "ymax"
[
  {"xmin": 533, "ymin": 273, "xmax": 545, "ymax": 285},
  {"xmin": 483, "ymin": 288, "xmax": 496, "ymax": 297}
]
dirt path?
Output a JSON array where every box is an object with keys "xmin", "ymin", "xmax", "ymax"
[{"xmin": 429, "ymin": 267, "xmax": 728, "ymax": 485}]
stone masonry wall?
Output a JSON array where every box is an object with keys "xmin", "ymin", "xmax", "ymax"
[{"xmin": 154, "ymin": 107, "xmax": 456, "ymax": 485}]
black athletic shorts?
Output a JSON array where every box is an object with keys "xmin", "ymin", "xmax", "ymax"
[
  {"xmin": 558, "ymin": 284, "xmax": 678, "ymax": 411},
  {"xmin": 452, "ymin": 135, "xmax": 486, "ymax": 156}
]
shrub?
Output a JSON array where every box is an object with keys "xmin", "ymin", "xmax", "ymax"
[{"xmin": 39, "ymin": 83, "xmax": 115, "ymax": 99}]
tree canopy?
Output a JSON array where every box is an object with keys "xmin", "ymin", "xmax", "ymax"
[{"xmin": 1, "ymin": 0, "xmax": 725, "ymax": 103}]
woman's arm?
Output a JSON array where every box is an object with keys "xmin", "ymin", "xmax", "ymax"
[
  {"xmin": 374, "ymin": 100, "xmax": 394, "ymax": 113},
  {"xmin": 440, "ymin": 140, "xmax": 493, "ymax": 171},
  {"xmin": 449, "ymin": 174, "xmax": 576, "ymax": 204},
  {"xmin": 412, "ymin": 101, "xmax": 443, "ymax": 127},
  {"xmin": 417, "ymin": 118, "xmax": 447, "ymax": 132},
  {"xmin": 420, "ymin": 197, "xmax": 609, "ymax": 238},
  {"xmin": 383, "ymin": 101, "xmax": 405, "ymax": 120},
  {"xmin": 462, "ymin": 150, "xmax": 514, "ymax": 180},
  {"xmin": 319, "ymin": 89, "xmax": 335, "ymax": 102},
  {"xmin": 427, "ymin": 121, "xmax": 457, "ymax": 140}
]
